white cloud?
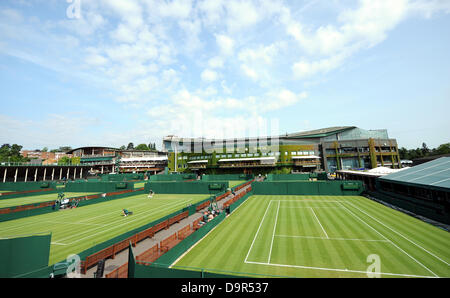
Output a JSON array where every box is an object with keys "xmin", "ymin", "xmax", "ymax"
[
  {"xmin": 110, "ymin": 23, "xmax": 138, "ymax": 43},
  {"xmin": 85, "ymin": 53, "xmax": 108, "ymax": 66},
  {"xmin": 208, "ymin": 56, "xmax": 224, "ymax": 68},
  {"xmin": 215, "ymin": 34, "xmax": 235, "ymax": 56},
  {"xmin": 238, "ymin": 43, "xmax": 280, "ymax": 65},
  {"xmin": 225, "ymin": 0, "xmax": 263, "ymax": 32},
  {"xmin": 292, "ymin": 52, "xmax": 350, "ymax": 79},
  {"xmin": 201, "ymin": 69, "xmax": 219, "ymax": 82},
  {"xmin": 240, "ymin": 64, "xmax": 259, "ymax": 81},
  {"xmin": 157, "ymin": 0, "xmax": 193, "ymax": 19},
  {"xmin": 285, "ymin": 0, "xmax": 412, "ymax": 79}
]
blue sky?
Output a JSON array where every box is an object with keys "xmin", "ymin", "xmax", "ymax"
[{"xmin": 0, "ymin": 0, "xmax": 449, "ymax": 151}]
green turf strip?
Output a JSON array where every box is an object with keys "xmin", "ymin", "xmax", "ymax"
[
  {"xmin": 0, "ymin": 193, "xmax": 209, "ymax": 265},
  {"xmin": 173, "ymin": 195, "xmax": 450, "ymax": 278},
  {"xmin": 0, "ymin": 192, "xmax": 101, "ymax": 209},
  {"xmin": 228, "ymin": 181, "xmax": 246, "ymax": 188}
]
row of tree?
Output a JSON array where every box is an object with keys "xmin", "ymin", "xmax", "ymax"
[
  {"xmin": 0, "ymin": 144, "xmax": 30, "ymax": 163},
  {"xmin": 119, "ymin": 143, "xmax": 157, "ymax": 151},
  {"xmin": 399, "ymin": 142, "xmax": 450, "ymax": 160}
]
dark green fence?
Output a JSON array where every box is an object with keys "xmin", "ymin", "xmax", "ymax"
[
  {"xmin": 0, "ymin": 233, "xmax": 51, "ymax": 278},
  {"xmin": 65, "ymin": 181, "xmax": 134, "ymax": 193},
  {"xmin": 149, "ymin": 173, "xmax": 197, "ymax": 182},
  {"xmin": 251, "ymin": 180, "xmax": 364, "ymax": 196},
  {"xmin": 144, "ymin": 181, "xmax": 229, "ymax": 194},
  {"xmin": 0, "ymin": 181, "xmax": 57, "ymax": 192},
  {"xmin": 201, "ymin": 174, "xmax": 254, "ymax": 181},
  {"xmin": 100, "ymin": 173, "xmax": 145, "ymax": 182}
]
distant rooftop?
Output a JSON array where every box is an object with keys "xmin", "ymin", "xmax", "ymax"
[
  {"xmin": 379, "ymin": 157, "xmax": 450, "ymax": 190},
  {"xmin": 285, "ymin": 126, "xmax": 355, "ymax": 138}
]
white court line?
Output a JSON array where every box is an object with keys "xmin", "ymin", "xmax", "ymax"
[
  {"xmin": 51, "ymin": 242, "xmax": 68, "ymax": 246},
  {"xmin": 345, "ymin": 201, "xmax": 450, "ymax": 267},
  {"xmin": 276, "ymin": 200, "xmax": 340, "ymax": 203},
  {"xmin": 76, "ymin": 198, "xmax": 162, "ymax": 223},
  {"xmin": 244, "ymin": 200, "xmax": 273, "ymax": 263},
  {"xmin": 310, "ymin": 207, "xmax": 328, "ymax": 239},
  {"xmin": 279, "ymin": 206, "xmax": 343, "ymax": 209},
  {"xmin": 43, "ymin": 220, "xmax": 107, "ymax": 227},
  {"xmin": 275, "ymin": 234, "xmax": 390, "ymax": 243},
  {"xmin": 339, "ymin": 202, "xmax": 438, "ymax": 278},
  {"xmin": 56, "ymin": 199, "xmax": 190, "ymax": 244},
  {"xmin": 268, "ymin": 201, "xmax": 280, "ymax": 263},
  {"xmin": 244, "ymin": 260, "xmax": 437, "ymax": 278}
]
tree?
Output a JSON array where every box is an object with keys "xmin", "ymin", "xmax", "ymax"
[
  {"xmin": 59, "ymin": 146, "xmax": 72, "ymax": 153},
  {"xmin": 71, "ymin": 157, "xmax": 81, "ymax": 165},
  {"xmin": 58, "ymin": 156, "xmax": 72, "ymax": 165},
  {"xmin": 135, "ymin": 144, "xmax": 149, "ymax": 151},
  {"xmin": 435, "ymin": 143, "xmax": 450, "ymax": 155},
  {"xmin": 421, "ymin": 143, "xmax": 430, "ymax": 156},
  {"xmin": 127, "ymin": 143, "xmax": 134, "ymax": 150},
  {"xmin": 42, "ymin": 147, "xmax": 48, "ymax": 152},
  {"xmin": 119, "ymin": 145, "xmax": 126, "ymax": 150},
  {"xmin": 398, "ymin": 147, "xmax": 408, "ymax": 160}
]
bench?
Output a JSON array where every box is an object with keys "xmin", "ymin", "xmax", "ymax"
[
  {"xmin": 177, "ymin": 224, "xmax": 192, "ymax": 240},
  {"xmin": 192, "ymin": 217, "xmax": 202, "ymax": 231},
  {"xmin": 160, "ymin": 233, "xmax": 179, "ymax": 253},
  {"xmin": 136, "ymin": 244, "xmax": 162, "ymax": 265}
]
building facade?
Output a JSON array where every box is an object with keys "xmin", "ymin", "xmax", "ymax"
[
  {"xmin": 66, "ymin": 147, "xmax": 167, "ymax": 175},
  {"xmin": 163, "ymin": 126, "xmax": 401, "ymax": 174}
]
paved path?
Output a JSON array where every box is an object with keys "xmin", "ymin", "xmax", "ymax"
[{"xmin": 81, "ymin": 181, "xmax": 255, "ymax": 278}]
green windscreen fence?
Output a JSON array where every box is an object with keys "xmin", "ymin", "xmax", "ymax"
[
  {"xmin": 0, "ymin": 233, "xmax": 51, "ymax": 278},
  {"xmin": 101, "ymin": 173, "xmax": 145, "ymax": 182},
  {"xmin": 65, "ymin": 181, "xmax": 133, "ymax": 193},
  {"xmin": 201, "ymin": 174, "xmax": 254, "ymax": 181},
  {"xmin": 144, "ymin": 182, "xmax": 228, "ymax": 194},
  {"xmin": 252, "ymin": 181, "xmax": 364, "ymax": 196},
  {"xmin": 0, "ymin": 181, "xmax": 57, "ymax": 192},
  {"xmin": 266, "ymin": 173, "xmax": 310, "ymax": 181},
  {"xmin": 149, "ymin": 173, "xmax": 196, "ymax": 182}
]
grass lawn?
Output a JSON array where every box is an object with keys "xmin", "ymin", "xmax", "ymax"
[
  {"xmin": 0, "ymin": 192, "xmax": 101, "ymax": 209},
  {"xmin": 134, "ymin": 182, "xmax": 147, "ymax": 189},
  {"xmin": 0, "ymin": 193, "xmax": 210, "ymax": 265},
  {"xmin": 173, "ymin": 195, "xmax": 450, "ymax": 278},
  {"xmin": 229, "ymin": 181, "xmax": 246, "ymax": 188}
]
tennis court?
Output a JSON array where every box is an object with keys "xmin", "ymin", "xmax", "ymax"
[
  {"xmin": 0, "ymin": 193, "xmax": 210, "ymax": 265},
  {"xmin": 0, "ymin": 192, "xmax": 101, "ymax": 209},
  {"xmin": 173, "ymin": 195, "xmax": 450, "ymax": 278}
]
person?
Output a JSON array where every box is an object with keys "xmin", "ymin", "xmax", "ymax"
[
  {"xmin": 148, "ymin": 189, "xmax": 154, "ymax": 198},
  {"xmin": 122, "ymin": 209, "xmax": 133, "ymax": 217},
  {"xmin": 199, "ymin": 211, "xmax": 209, "ymax": 225}
]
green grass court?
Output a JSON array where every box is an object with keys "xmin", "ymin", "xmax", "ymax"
[
  {"xmin": 228, "ymin": 181, "xmax": 245, "ymax": 188},
  {"xmin": 174, "ymin": 195, "xmax": 450, "ymax": 278},
  {"xmin": 0, "ymin": 193, "xmax": 209, "ymax": 265},
  {"xmin": 0, "ymin": 192, "xmax": 101, "ymax": 209}
]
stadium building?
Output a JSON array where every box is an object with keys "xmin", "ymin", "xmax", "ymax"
[
  {"xmin": 162, "ymin": 126, "xmax": 401, "ymax": 175},
  {"xmin": 66, "ymin": 147, "xmax": 168, "ymax": 175}
]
